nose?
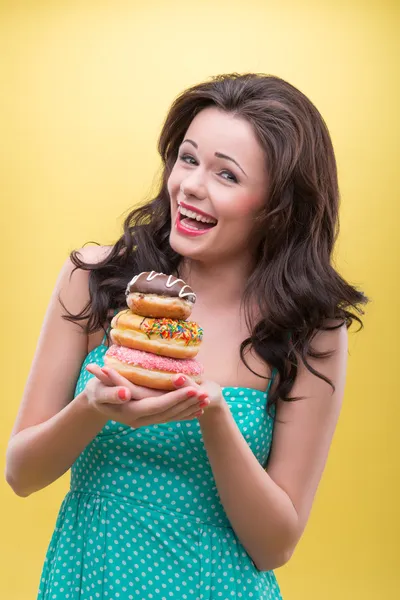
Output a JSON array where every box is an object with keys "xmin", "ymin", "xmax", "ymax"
[{"xmin": 180, "ymin": 170, "xmax": 207, "ymax": 201}]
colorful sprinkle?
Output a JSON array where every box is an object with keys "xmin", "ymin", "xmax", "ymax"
[{"xmin": 140, "ymin": 317, "xmax": 203, "ymax": 345}]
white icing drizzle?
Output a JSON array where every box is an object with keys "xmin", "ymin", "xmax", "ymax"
[
  {"xmin": 165, "ymin": 275, "xmax": 196, "ymax": 300},
  {"xmin": 125, "ymin": 271, "xmax": 196, "ymax": 301}
]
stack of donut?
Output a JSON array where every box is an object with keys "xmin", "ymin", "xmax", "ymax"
[{"xmin": 104, "ymin": 271, "xmax": 204, "ymax": 390}]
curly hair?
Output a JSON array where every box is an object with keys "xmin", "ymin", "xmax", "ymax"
[{"xmin": 62, "ymin": 73, "xmax": 369, "ymax": 412}]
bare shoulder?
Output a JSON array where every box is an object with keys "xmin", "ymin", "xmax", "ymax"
[
  {"xmin": 265, "ymin": 321, "xmax": 348, "ymax": 555},
  {"xmin": 9, "ymin": 244, "xmax": 113, "ymax": 438},
  {"xmin": 73, "ymin": 244, "xmax": 114, "ymax": 265},
  {"xmin": 56, "ymin": 246, "xmax": 113, "ymax": 329}
]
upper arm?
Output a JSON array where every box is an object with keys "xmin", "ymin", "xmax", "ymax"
[
  {"xmin": 9, "ymin": 245, "xmax": 111, "ymax": 438},
  {"xmin": 266, "ymin": 322, "xmax": 348, "ymax": 546}
]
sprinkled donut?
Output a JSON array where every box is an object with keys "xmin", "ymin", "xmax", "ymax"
[
  {"xmin": 104, "ymin": 345, "xmax": 203, "ymax": 390},
  {"xmin": 125, "ymin": 271, "xmax": 196, "ymax": 320},
  {"xmin": 109, "ymin": 309, "xmax": 203, "ymax": 359}
]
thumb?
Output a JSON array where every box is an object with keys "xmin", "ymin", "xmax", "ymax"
[{"xmin": 172, "ymin": 374, "xmax": 198, "ymax": 389}]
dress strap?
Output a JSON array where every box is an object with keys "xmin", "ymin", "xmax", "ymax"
[
  {"xmin": 101, "ymin": 308, "xmax": 119, "ymax": 347},
  {"xmin": 100, "ymin": 330, "xmax": 109, "ymax": 347},
  {"xmin": 266, "ymin": 332, "xmax": 290, "ymax": 395},
  {"xmin": 266, "ymin": 366, "xmax": 278, "ymax": 395}
]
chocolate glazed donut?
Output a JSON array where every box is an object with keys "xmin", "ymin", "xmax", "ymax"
[{"xmin": 125, "ymin": 271, "xmax": 196, "ymax": 320}]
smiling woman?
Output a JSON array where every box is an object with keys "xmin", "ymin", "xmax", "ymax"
[{"xmin": 6, "ymin": 73, "xmax": 368, "ymax": 600}]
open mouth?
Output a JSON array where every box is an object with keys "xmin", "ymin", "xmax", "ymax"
[{"xmin": 177, "ymin": 203, "xmax": 218, "ymax": 233}]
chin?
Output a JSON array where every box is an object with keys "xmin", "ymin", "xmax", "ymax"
[{"xmin": 168, "ymin": 230, "xmax": 207, "ymax": 259}]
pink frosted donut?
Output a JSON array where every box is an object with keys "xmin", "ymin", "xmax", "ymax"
[{"xmin": 104, "ymin": 344, "xmax": 203, "ymax": 390}]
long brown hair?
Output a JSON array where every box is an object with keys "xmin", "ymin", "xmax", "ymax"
[{"xmin": 63, "ymin": 73, "xmax": 368, "ymax": 411}]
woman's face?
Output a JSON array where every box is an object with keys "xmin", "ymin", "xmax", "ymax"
[{"xmin": 167, "ymin": 107, "xmax": 270, "ymax": 264}]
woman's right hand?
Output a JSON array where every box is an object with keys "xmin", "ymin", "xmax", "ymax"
[{"xmin": 84, "ymin": 364, "xmax": 207, "ymax": 428}]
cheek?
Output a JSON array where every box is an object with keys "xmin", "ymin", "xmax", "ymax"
[
  {"xmin": 218, "ymin": 191, "xmax": 264, "ymax": 220},
  {"xmin": 167, "ymin": 169, "xmax": 180, "ymax": 199}
]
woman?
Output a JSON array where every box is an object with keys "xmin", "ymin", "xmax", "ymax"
[{"xmin": 6, "ymin": 73, "xmax": 368, "ymax": 599}]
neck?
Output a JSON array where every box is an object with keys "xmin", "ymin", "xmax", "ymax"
[{"xmin": 179, "ymin": 255, "xmax": 254, "ymax": 307}]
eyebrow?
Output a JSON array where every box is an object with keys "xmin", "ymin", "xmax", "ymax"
[{"xmin": 181, "ymin": 138, "xmax": 248, "ymax": 177}]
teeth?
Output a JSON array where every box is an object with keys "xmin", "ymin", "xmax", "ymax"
[{"xmin": 178, "ymin": 205, "xmax": 217, "ymax": 224}]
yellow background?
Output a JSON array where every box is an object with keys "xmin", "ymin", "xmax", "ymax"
[{"xmin": 1, "ymin": 1, "xmax": 399, "ymax": 598}]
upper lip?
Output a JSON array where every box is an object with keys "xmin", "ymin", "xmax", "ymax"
[{"xmin": 177, "ymin": 200, "xmax": 217, "ymax": 222}]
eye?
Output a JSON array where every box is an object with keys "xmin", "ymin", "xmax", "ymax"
[
  {"xmin": 179, "ymin": 153, "xmax": 197, "ymax": 165},
  {"xmin": 219, "ymin": 170, "xmax": 238, "ymax": 183},
  {"xmin": 178, "ymin": 153, "xmax": 238, "ymax": 183}
]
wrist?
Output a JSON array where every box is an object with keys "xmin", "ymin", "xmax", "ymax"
[
  {"xmin": 74, "ymin": 391, "xmax": 109, "ymax": 426},
  {"xmin": 198, "ymin": 398, "xmax": 230, "ymax": 425}
]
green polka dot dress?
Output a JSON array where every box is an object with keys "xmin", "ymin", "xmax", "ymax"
[{"xmin": 37, "ymin": 342, "xmax": 283, "ymax": 599}]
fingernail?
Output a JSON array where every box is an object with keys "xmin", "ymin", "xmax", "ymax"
[
  {"xmin": 199, "ymin": 401, "xmax": 209, "ymax": 408},
  {"xmin": 118, "ymin": 389, "xmax": 127, "ymax": 400},
  {"xmin": 198, "ymin": 393, "xmax": 208, "ymax": 401},
  {"xmin": 187, "ymin": 389, "xmax": 197, "ymax": 398},
  {"xmin": 175, "ymin": 375, "xmax": 186, "ymax": 386},
  {"xmin": 195, "ymin": 410, "xmax": 204, "ymax": 417}
]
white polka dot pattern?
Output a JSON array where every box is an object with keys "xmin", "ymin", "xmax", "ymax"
[{"xmin": 37, "ymin": 344, "xmax": 282, "ymax": 599}]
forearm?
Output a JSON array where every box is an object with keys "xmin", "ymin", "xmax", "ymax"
[
  {"xmin": 5, "ymin": 392, "xmax": 108, "ymax": 497},
  {"xmin": 198, "ymin": 403, "xmax": 299, "ymax": 571}
]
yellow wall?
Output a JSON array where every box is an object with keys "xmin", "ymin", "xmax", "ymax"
[{"xmin": 1, "ymin": 1, "xmax": 399, "ymax": 598}]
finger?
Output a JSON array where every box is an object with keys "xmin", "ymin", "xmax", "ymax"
[
  {"xmin": 171, "ymin": 374, "xmax": 200, "ymax": 390},
  {"xmin": 171, "ymin": 374, "xmax": 210, "ymax": 409},
  {"xmin": 86, "ymin": 364, "xmax": 114, "ymax": 387},
  {"xmin": 158, "ymin": 391, "xmax": 209, "ymax": 421},
  {"xmin": 135, "ymin": 400, "xmax": 204, "ymax": 427},
  {"xmin": 177, "ymin": 409, "xmax": 204, "ymax": 421},
  {"xmin": 131, "ymin": 386, "xmax": 202, "ymax": 418},
  {"xmin": 168, "ymin": 403, "xmax": 204, "ymax": 421},
  {"xmin": 100, "ymin": 367, "xmax": 165, "ymax": 399}
]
